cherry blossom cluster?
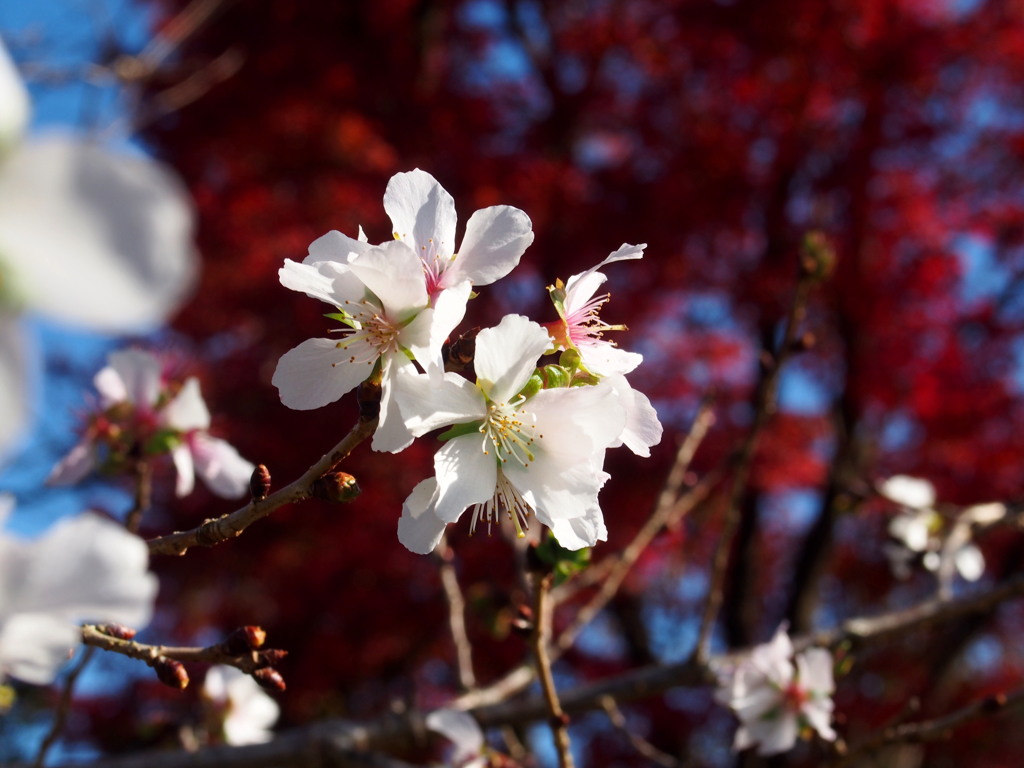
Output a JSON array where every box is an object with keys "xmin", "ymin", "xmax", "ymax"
[
  {"xmin": 273, "ymin": 169, "xmax": 662, "ymax": 553},
  {"xmin": 715, "ymin": 625, "xmax": 836, "ymax": 756},
  {"xmin": 49, "ymin": 349, "xmax": 254, "ymax": 499}
]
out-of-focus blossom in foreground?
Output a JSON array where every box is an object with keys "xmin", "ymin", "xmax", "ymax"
[
  {"xmin": 49, "ymin": 348, "xmax": 254, "ymax": 498},
  {"xmin": 715, "ymin": 626, "xmax": 836, "ymax": 756},
  {"xmin": 0, "ymin": 36, "xmax": 197, "ymax": 456},
  {"xmin": 0, "ymin": 494, "xmax": 157, "ymax": 684},
  {"xmin": 202, "ymin": 665, "xmax": 280, "ymax": 745}
]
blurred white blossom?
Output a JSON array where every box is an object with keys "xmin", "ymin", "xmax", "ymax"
[
  {"xmin": 425, "ymin": 708, "xmax": 487, "ymax": 768},
  {"xmin": 879, "ymin": 475, "xmax": 988, "ymax": 582},
  {"xmin": 49, "ymin": 348, "xmax": 254, "ymax": 498},
  {"xmin": 0, "ymin": 36, "xmax": 197, "ymax": 457},
  {"xmin": 202, "ymin": 665, "xmax": 279, "ymax": 745},
  {"xmin": 0, "ymin": 495, "xmax": 157, "ymax": 684},
  {"xmin": 715, "ymin": 626, "xmax": 836, "ymax": 756}
]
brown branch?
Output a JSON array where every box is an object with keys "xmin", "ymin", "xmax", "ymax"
[
  {"xmin": 531, "ymin": 572, "xmax": 575, "ymax": 768},
  {"xmin": 434, "ymin": 539, "xmax": 477, "ymax": 691},
  {"xmin": 81, "ymin": 624, "xmax": 287, "ymax": 689},
  {"xmin": 833, "ymin": 688, "xmax": 1024, "ymax": 766},
  {"xmin": 146, "ymin": 416, "xmax": 377, "ymax": 556}
]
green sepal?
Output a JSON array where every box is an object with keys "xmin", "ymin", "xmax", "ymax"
[
  {"xmin": 541, "ymin": 364, "xmax": 571, "ymax": 389},
  {"xmin": 570, "ymin": 371, "xmax": 601, "ymax": 387},
  {"xmin": 518, "ymin": 372, "xmax": 544, "ymax": 400},
  {"xmin": 324, "ymin": 311, "xmax": 357, "ymax": 329},
  {"xmin": 143, "ymin": 429, "xmax": 183, "ymax": 456},
  {"xmin": 536, "ymin": 532, "xmax": 591, "ymax": 586},
  {"xmin": 438, "ymin": 421, "xmax": 484, "ymax": 442}
]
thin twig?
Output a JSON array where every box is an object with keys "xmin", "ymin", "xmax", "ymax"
[
  {"xmin": 696, "ymin": 264, "xmax": 817, "ymax": 662},
  {"xmin": 125, "ymin": 459, "xmax": 152, "ymax": 535},
  {"xmin": 434, "ymin": 538, "xmax": 477, "ymax": 691},
  {"xmin": 81, "ymin": 625, "xmax": 285, "ymax": 677},
  {"xmin": 556, "ymin": 401, "xmax": 717, "ymax": 652},
  {"xmin": 32, "ymin": 647, "xmax": 95, "ymax": 768},
  {"xmin": 833, "ymin": 688, "xmax": 1024, "ymax": 766},
  {"xmin": 531, "ymin": 572, "xmax": 574, "ymax": 768},
  {"xmin": 599, "ymin": 695, "xmax": 681, "ymax": 768},
  {"xmin": 147, "ymin": 416, "xmax": 377, "ymax": 556}
]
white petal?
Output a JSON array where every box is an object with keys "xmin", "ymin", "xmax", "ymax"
[
  {"xmin": 550, "ymin": 505, "xmax": 607, "ymax": 550},
  {"xmin": 0, "ymin": 613, "xmax": 78, "ymax": 684},
  {"xmin": 0, "ymin": 38, "xmax": 29, "ymax": 154},
  {"xmin": 528, "ymin": 384, "xmax": 625, "ymax": 460},
  {"xmin": 105, "ymin": 349, "xmax": 163, "ymax": 410},
  {"xmin": 802, "ymin": 698, "xmax": 837, "ymax": 742},
  {"xmin": 47, "ymin": 440, "xmax": 96, "ymax": 486},
  {"xmin": 12, "ymin": 513, "xmax": 157, "ymax": 627},
  {"xmin": 878, "ymin": 475, "xmax": 936, "ymax": 510},
  {"xmin": 0, "ymin": 316, "xmax": 30, "ymax": 456},
  {"xmin": 754, "ymin": 713, "xmax": 799, "ymax": 756},
  {"xmin": 162, "ymin": 377, "xmax": 211, "ymax": 432},
  {"xmin": 0, "ymin": 136, "xmax": 196, "ymax": 332},
  {"xmin": 384, "ymin": 169, "xmax": 457, "ymax": 257},
  {"xmin": 397, "ymin": 478, "xmax": 447, "ymax": 554},
  {"xmin": 272, "ymin": 337, "xmax": 375, "ymax": 410},
  {"xmin": 450, "ymin": 205, "xmax": 534, "ymax": 287},
  {"xmin": 425, "ymin": 280, "xmax": 472, "ymax": 367},
  {"xmin": 433, "ymin": 435, "xmax": 496, "ymax": 523},
  {"xmin": 347, "ymin": 240, "xmax": 428, "ymax": 317},
  {"xmin": 580, "ymin": 343, "xmax": 643, "ymax": 377},
  {"xmin": 563, "ymin": 243, "xmax": 645, "ymax": 305},
  {"xmin": 890, "ymin": 512, "xmax": 930, "ymax": 552},
  {"xmin": 279, "ymin": 258, "xmax": 363, "ymax": 308},
  {"xmin": 426, "ymin": 708, "xmax": 485, "ymax": 761},
  {"xmin": 190, "ymin": 434, "xmax": 254, "ymax": 498},
  {"xmin": 304, "ymin": 229, "xmax": 372, "ymax": 266},
  {"xmin": 171, "ymin": 443, "xmax": 195, "ymax": 497},
  {"xmin": 604, "ymin": 375, "xmax": 662, "ymax": 456},
  {"xmin": 964, "ymin": 502, "xmax": 1006, "ymax": 525},
  {"xmin": 370, "ymin": 359, "xmax": 416, "ymax": 454},
  {"xmin": 796, "ymin": 647, "xmax": 834, "ymax": 695},
  {"xmin": 207, "ymin": 665, "xmax": 279, "ymax": 745},
  {"xmin": 956, "ymin": 544, "xmax": 985, "ymax": 581},
  {"xmin": 474, "ymin": 315, "xmax": 550, "ymax": 404},
  {"xmin": 394, "ymin": 369, "xmax": 484, "ymax": 437}
]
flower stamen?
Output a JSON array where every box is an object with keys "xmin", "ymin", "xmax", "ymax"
[{"xmin": 469, "ymin": 471, "xmax": 532, "ymax": 538}]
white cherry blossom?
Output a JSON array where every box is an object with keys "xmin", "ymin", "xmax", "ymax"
[
  {"xmin": 202, "ymin": 665, "xmax": 280, "ymax": 745},
  {"xmin": 49, "ymin": 349, "xmax": 254, "ymax": 498},
  {"xmin": 273, "ymin": 239, "xmax": 462, "ymax": 452},
  {"xmin": 396, "ymin": 314, "xmax": 625, "ymax": 554},
  {"xmin": 547, "ymin": 243, "xmax": 646, "ymax": 376},
  {"xmin": 0, "ymin": 496, "xmax": 158, "ymax": 684},
  {"xmin": 716, "ymin": 626, "xmax": 836, "ymax": 756}
]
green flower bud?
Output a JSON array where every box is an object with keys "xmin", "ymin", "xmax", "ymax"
[
  {"xmin": 558, "ymin": 347, "xmax": 582, "ymax": 372},
  {"xmin": 541, "ymin": 364, "xmax": 571, "ymax": 389}
]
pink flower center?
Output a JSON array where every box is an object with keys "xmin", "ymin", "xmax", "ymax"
[{"xmin": 782, "ymin": 682, "xmax": 809, "ymax": 711}]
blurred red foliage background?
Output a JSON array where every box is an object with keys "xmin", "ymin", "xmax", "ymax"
[{"xmin": 76, "ymin": 1, "xmax": 1024, "ymax": 764}]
